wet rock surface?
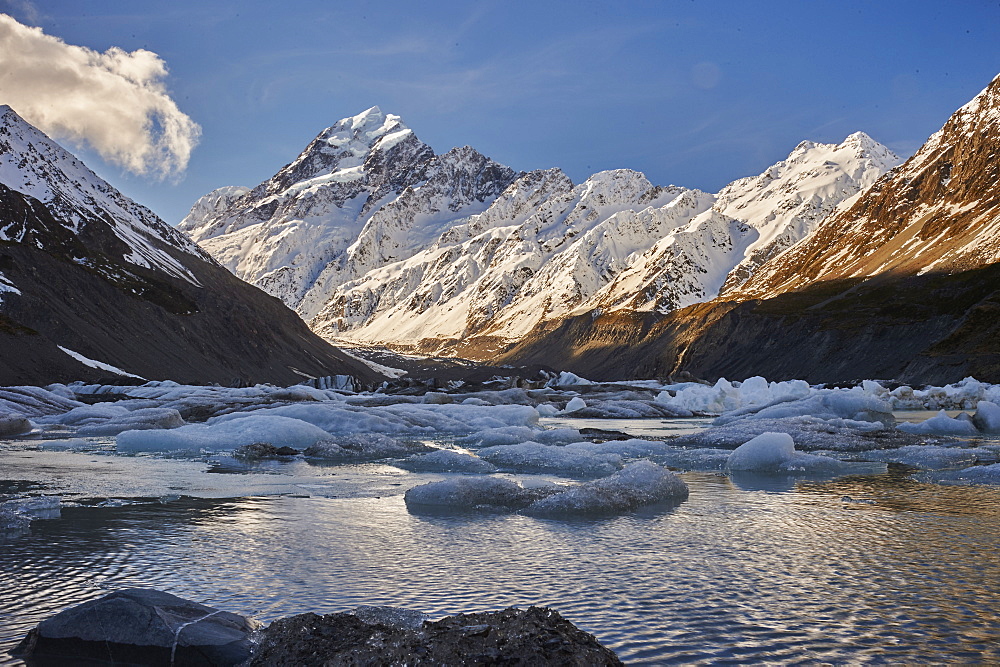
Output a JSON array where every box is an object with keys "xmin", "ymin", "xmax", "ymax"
[
  {"xmin": 249, "ymin": 606, "xmax": 623, "ymax": 666},
  {"xmin": 15, "ymin": 591, "xmax": 621, "ymax": 666},
  {"xmin": 13, "ymin": 588, "xmax": 259, "ymax": 666}
]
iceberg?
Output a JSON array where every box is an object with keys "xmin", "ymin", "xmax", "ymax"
[
  {"xmin": 117, "ymin": 415, "xmax": 333, "ymax": 452},
  {"xmin": 897, "ymin": 410, "xmax": 979, "ymax": 437},
  {"xmin": 395, "ymin": 449, "xmax": 498, "ymax": 473},
  {"xmin": 524, "ymin": 461, "xmax": 689, "ymax": 516},
  {"xmin": 404, "ymin": 461, "xmax": 687, "ymax": 517},
  {"xmin": 478, "ymin": 442, "xmax": 621, "ymax": 476},
  {"xmin": 725, "ymin": 432, "xmax": 887, "ymax": 475}
]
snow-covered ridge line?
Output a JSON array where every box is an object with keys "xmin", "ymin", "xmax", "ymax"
[
  {"xmin": 0, "ymin": 106, "xmax": 207, "ymax": 286},
  {"xmin": 181, "ymin": 108, "xmax": 900, "ymax": 353}
]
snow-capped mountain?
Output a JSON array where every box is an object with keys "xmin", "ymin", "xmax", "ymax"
[
  {"xmin": 0, "ymin": 106, "xmax": 210, "ymax": 285},
  {"xmin": 737, "ymin": 74, "xmax": 1000, "ymax": 299},
  {"xmin": 180, "ymin": 107, "xmax": 518, "ymax": 317},
  {"xmin": 499, "ymin": 72, "xmax": 1000, "ymax": 385},
  {"xmin": 183, "ymin": 108, "xmax": 899, "ymax": 354},
  {"xmin": 0, "ymin": 106, "xmax": 380, "ymax": 386}
]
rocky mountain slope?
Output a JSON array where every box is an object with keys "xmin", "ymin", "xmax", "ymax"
[
  {"xmin": 183, "ymin": 109, "xmax": 899, "ymax": 356},
  {"xmin": 498, "ymin": 74, "xmax": 1000, "ymax": 384},
  {"xmin": 0, "ymin": 106, "xmax": 381, "ymax": 386},
  {"xmin": 736, "ymin": 74, "xmax": 1000, "ymax": 298}
]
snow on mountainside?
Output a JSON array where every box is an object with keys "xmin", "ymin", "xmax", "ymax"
[
  {"xmin": 0, "ymin": 105, "xmax": 210, "ymax": 286},
  {"xmin": 715, "ymin": 132, "xmax": 901, "ymax": 294},
  {"xmin": 179, "ymin": 106, "xmax": 517, "ymax": 316},
  {"xmin": 0, "ymin": 106, "xmax": 382, "ymax": 386},
  {"xmin": 737, "ymin": 74, "xmax": 1000, "ymax": 299},
  {"xmin": 183, "ymin": 108, "xmax": 899, "ymax": 353}
]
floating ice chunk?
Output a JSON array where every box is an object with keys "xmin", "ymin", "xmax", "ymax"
[
  {"xmin": 36, "ymin": 403, "xmax": 128, "ymax": 425},
  {"xmin": 208, "ymin": 403, "xmax": 539, "ymax": 436},
  {"xmin": 566, "ymin": 438, "xmax": 676, "ymax": 458},
  {"xmin": 0, "ymin": 386, "xmax": 84, "ymax": 416},
  {"xmin": 267, "ymin": 385, "xmax": 335, "ymax": 402},
  {"xmin": 563, "ymin": 397, "xmax": 587, "ymax": 413},
  {"xmin": 117, "ymin": 415, "xmax": 333, "ymax": 452},
  {"xmin": 546, "ymin": 371, "xmax": 594, "ymax": 387},
  {"xmin": 924, "ymin": 462, "xmax": 1000, "ymax": 486},
  {"xmin": 303, "ymin": 434, "xmax": 431, "ymax": 461},
  {"xmin": 657, "ymin": 378, "xmax": 740, "ymax": 414},
  {"xmin": 478, "ymin": 442, "xmax": 620, "ymax": 476},
  {"xmin": 653, "ymin": 447, "xmax": 733, "ymax": 472},
  {"xmin": 536, "ymin": 404, "xmax": 560, "ymax": 417},
  {"xmin": 725, "ymin": 432, "xmax": 886, "ymax": 475},
  {"xmin": 897, "ymin": 410, "xmax": 980, "ymax": 437},
  {"xmin": 675, "ymin": 416, "xmax": 931, "ymax": 453},
  {"xmin": 3, "ymin": 496, "xmax": 61, "ymax": 518},
  {"xmin": 716, "ymin": 391, "xmax": 894, "ymax": 427},
  {"xmin": 404, "ymin": 476, "xmax": 551, "ymax": 510},
  {"xmin": 457, "ymin": 426, "xmax": 537, "ymax": 447},
  {"xmin": 396, "ymin": 449, "xmax": 498, "ymax": 473},
  {"xmin": 404, "ymin": 462, "xmax": 687, "ymax": 516},
  {"xmin": 524, "ymin": 461, "xmax": 688, "ymax": 516},
  {"xmin": 657, "ymin": 377, "xmax": 812, "ymax": 415},
  {"xmin": 973, "ymin": 401, "xmax": 1000, "ymax": 434},
  {"xmin": 725, "ymin": 432, "xmax": 796, "ymax": 471},
  {"xmin": 532, "ymin": 428, "xmax": 586, "ymax": 445},
  {"xmin": 458, "ymin": 426, "xmax": 583, "ymax": 448},
  {"xmin": 858, "ymin": 445, "xmax": 997, "ymax": 470},
  {"xmin": 570, "ymin": 399, "xmax": 691, "ymax": 419},
  {"xmin": 37, "ymin": 405, "xmax": 186, "ymax": 436},
  {"xmin": 462, "ymin": 398, "xmax": 489, "ymax": 406}
]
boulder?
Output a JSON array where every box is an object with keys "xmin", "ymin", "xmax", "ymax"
[
  {"xmin": 249, "ymin": 605, "xmax": 622, "ymax": 666},
  {"xmin": 14, "ymin": 588, "xmax": 259, "ymax": 666}
]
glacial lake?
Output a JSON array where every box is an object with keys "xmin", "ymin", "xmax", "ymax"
[{"xmin": 3, "ymin": 415, "xmax": 1000, "ymax": 664}]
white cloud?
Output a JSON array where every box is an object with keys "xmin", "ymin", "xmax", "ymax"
[{"xmin": 0, "ymin": 14, "xmax": 200, "ymax": 178}]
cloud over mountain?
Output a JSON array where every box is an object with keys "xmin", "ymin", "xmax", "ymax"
[{"xmin": 0, "ymin": 13, "xmax": 199, "ymax": 178}]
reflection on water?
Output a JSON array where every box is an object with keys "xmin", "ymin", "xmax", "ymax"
[{"xmin": 5, "ymin": 471, "xmax": 1000, "ymax": 664}]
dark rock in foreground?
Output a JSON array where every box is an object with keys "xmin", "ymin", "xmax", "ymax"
[
  {"xmin": 250, "ymin": 606, "xmax": 623, "ymax": 666},
  {"xmin": 13, "ymin": 588, "xmax": 258, "ymax": 666},
  {"xmin": 16, "ymin": 591, "xmax": 623, "ymax": 666}
]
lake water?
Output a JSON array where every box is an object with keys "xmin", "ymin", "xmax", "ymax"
[{"xmin": 4, "ymin": 415, "xmax": 1000, "ymax": 664}]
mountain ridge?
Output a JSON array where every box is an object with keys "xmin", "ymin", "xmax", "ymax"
[
  {"xmin": 182, "ymin": 111, "xmax": 899, "ymax": 357},
  {"xmin": 493, "ymin": 73, "xmax": 1000, "ymax": 384},
  {"xmin": 0, "ymin": 106, "xmax": 382, "ymax": 386}
]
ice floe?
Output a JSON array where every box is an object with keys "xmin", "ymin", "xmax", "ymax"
[
  {"xmin": 724, "ymin": 432, "xmax": 885, "ymax": 475},
  {"xmin": 394, "ymin": 449, "xmax": 498, "ymax": 473},
  {"xmin": 304, "ymin": 434, "xmax": 432, "ymax": 461},
  {"xmin": 478, "ymin": 442, "xmax": 621, "ymax": 476},
  {"xmin": 404, "ymin": 461, "xmax": 687, "ymax": 516},
  {"xmin": 672, "ymin": 416, "xmax": 933, "ymax": 452},
  {"xmin": 897, "ymin": 410, "xmax": 980, "ymax": 437},
  {"xmin": 524, "ymin": 461, "xmax": 689, "ymax": 516},
  {"xmin": 35, "ymin": 405, "xmax": 185, "ymax": 436},
  {"xmin": 117, "ymin": 415, "xmax": 333, "ymax": 453}
]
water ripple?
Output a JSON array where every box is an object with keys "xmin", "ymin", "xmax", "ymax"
[{"xmin": 4, "ymin": 473, "xmax": 1000, "ymax": 664}]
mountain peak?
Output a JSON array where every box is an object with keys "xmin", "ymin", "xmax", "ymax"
[{"xmin": 322, "ymin": 106, "xmax": 409, "ymax": 150}]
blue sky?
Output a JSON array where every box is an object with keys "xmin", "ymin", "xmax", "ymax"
[{"xmin": 3, "ymin": 0, "xmax": 999, "ymax": 223}]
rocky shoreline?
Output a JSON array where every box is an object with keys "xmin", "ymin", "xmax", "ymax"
[{"xmin": 13, "ymin": 589, "xmax": 623, "ymax": 666}]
